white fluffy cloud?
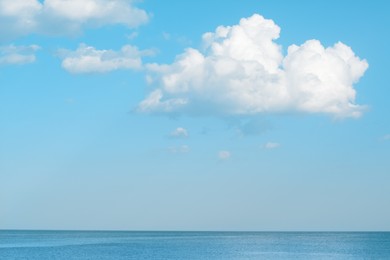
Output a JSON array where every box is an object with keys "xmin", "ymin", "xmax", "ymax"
[
  {"xmin": 59, "ymin": 44, "xmax": 152, "ymax": 74},
  {"xmin": 0, "ymin": 44, "xmax": 40, "ymax": 65},
  {"xmin": 170, "ymin": 127, "xmax": 188, "ymax": 138},
  {"xmin": 0, "ymin": 0, "xmax": 148, "ymax": 40},
  {"xmin": 139, "ymin": 14, "xmax": 368, "ymax": 118}
]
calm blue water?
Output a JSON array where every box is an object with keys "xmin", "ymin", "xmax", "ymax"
[{"xmin": 1, "ymin": 231, "xmax": 390, "ymax": 259}]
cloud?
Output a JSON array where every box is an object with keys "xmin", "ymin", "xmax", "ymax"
[
  {"xmin": 263, "ymin": 142, "xmax": 280, "ymax": 149},
  {"xmin": 162, "ymin": 32, "xmax": 171, "ymax": 40},
  {"xmin": 138, "ymin": 89, "xmax": 188, "ymax": 113},
  {"xmin": 0, "ymin": 0, "xmax": 149, "ymax": 40},
  {"xmin": 59, "ymin": 44, "xmax": 153, "ymax": 74},
  {"xmin": 139, "ymin": 14, "xmax": 368, "ymax": 118},
  {"xmin": 218, "ymin": 150, "xmax": 231, "ymax": 160},
  {"xmin": 170, "ymin": 127, "xmax": 188, "ymax": 138},
  {"xmin": 382, "ymin": 134, "xmax": 390, "ymax": 141},
  {"xmin": 126, "ymin": 31, "xmax": 139, "ymax": 40},
  {"xmin": 0, "ymin": 44, "xmax": 40, "ymax": 65},
  {"xmin": 161, "ymin": 31, "xmax": 192, "ymax": 46},
  {"xmin": 169, "ymin": 145, "xmax": 190, "ymax": 154}
]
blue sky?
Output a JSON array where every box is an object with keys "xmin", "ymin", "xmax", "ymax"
[{"xmin": 1, "ymin": 0, "xmax": 389, "ymax": 231}]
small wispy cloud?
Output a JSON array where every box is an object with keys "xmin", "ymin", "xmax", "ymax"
[
  {"xmin": 218, "ymin": 150, "xmax": 231, "ymax": 160},
  {"xmin": 162, "ymin": 32, "xmax": 171, "ymax": 40},
  {"xmin": 382, "ymin": 134, "xmax": 390, "ymax": 141},
  {"xmin": 169, "ymin": 145, "xmax": 190, "ymax": 154},
  {"xmin": 170, "ymin": 127, "xmax": 188, "ymax": 138},
  {"xmin": 0, "ymin": 44, "xmax": 40, "ymax": 65},
  {"xmin": 263, "ymin": 142, "xmax": 281, "ymax": 149},
  {"xmin": 58, "ymin": 43, "xmax": 154, "ymax": 74},
  {"xmin": 161, "ymin": 31, "xmax": 191, "ymax": 46},
  {"xmin": 126, "ymin": 31, "xmax": 139, "ymax": 40}
]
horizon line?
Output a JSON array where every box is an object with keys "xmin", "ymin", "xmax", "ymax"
[{"xmin": 1, "ymin": 229, "xmax": 389, "ymax": 233}]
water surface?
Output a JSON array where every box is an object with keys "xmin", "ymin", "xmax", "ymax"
[{"xmin": 1, "ymin": 230, "xmax": 390, "ymax": 259}]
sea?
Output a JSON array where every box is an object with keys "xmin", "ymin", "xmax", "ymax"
[{"xmin": 1, "ymin": 231, "xmax": 390, "ymax": 259}]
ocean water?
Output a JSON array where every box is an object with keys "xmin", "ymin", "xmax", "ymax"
[{"xmin": 1, "ymin": 231, "xmax": 390, "ymax": 259}]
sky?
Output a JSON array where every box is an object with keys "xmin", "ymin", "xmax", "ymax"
[{"xmin": 0, "ymin": 0, "xmax": 389, "ymax": 231}]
